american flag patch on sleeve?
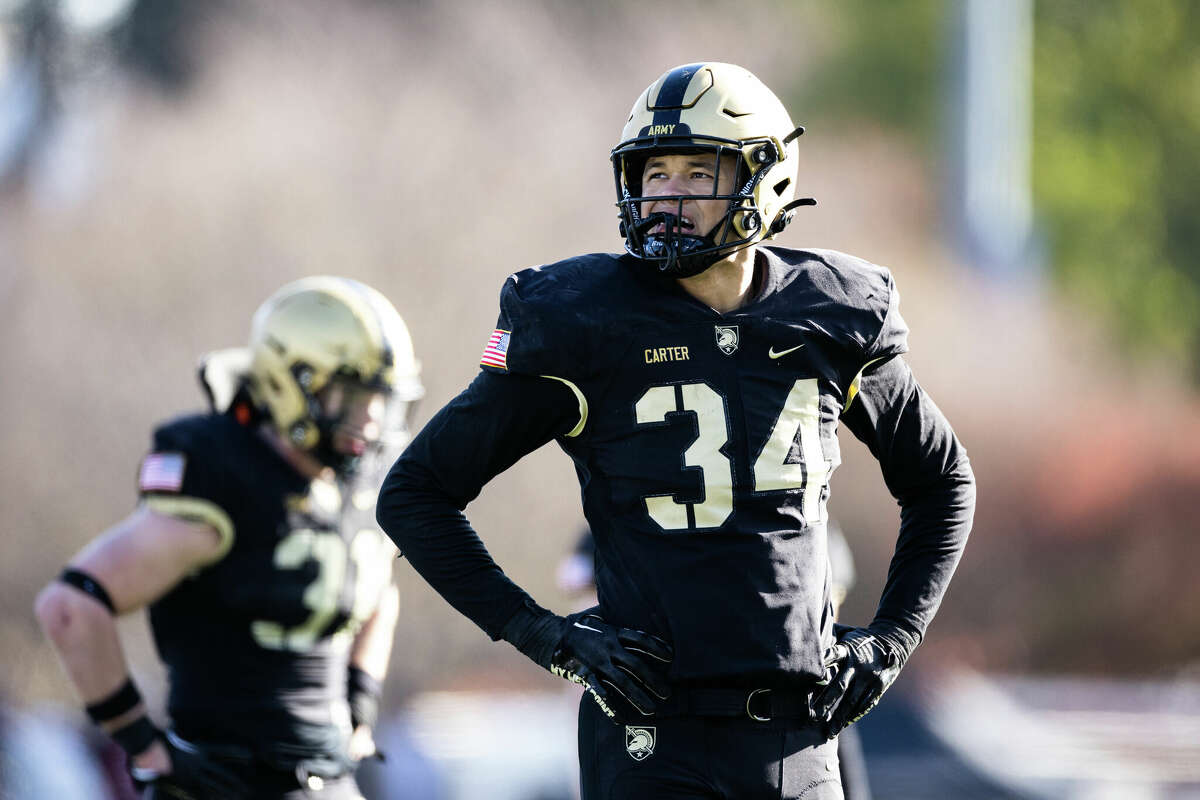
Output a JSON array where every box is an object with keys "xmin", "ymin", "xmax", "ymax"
[
  {"xmin": 480, "ymin": 329, "xmax": 511, "ymax": 370},
  {"xmin": 139, "ymin": 452, "xmax": 186, "ymax": 493}
]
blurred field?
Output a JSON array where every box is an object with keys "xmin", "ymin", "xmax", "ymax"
[{"xmin": 2, "ymin": 1, "xmax": 1198, "ymax": 797}]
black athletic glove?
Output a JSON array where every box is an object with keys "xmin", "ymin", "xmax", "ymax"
[
  {"xmin": 550, "ymin": 610, "xmax": 674, "ymax": 723},
  {"xmin": 809, "ymin": 623, "xmax": 913, "ymax": 736},
  {"xmin": 502, "ymin": 603, "xmax": 673, "ymax": 724},
  {"xmin": 130, "ymin": 732, "xmax": 252, "ymax": 800}
]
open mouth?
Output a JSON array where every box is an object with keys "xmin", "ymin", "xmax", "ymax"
[
  {"xmin": 333, "ymin": 427, "xmax": 375, "ymax": 456},
  {"xmin": 651, "ymin": 214, "xmax": 695, "ymax": 235}
]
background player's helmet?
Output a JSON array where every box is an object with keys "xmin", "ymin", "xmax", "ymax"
[
  {"xmin": 244, "ymin": 276, "xmax": 424, "ymax": 475},
  {"xmin": 612, "ymin": 62, "xmax": 814, "ymax": 277}
]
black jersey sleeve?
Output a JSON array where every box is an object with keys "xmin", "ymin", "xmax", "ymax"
[
  {"xmin": 137, "ymin": 418, "xmax": 236, "ymax": 563},
  {"xmin": 863, "ymin": 270, "xmax": 909, "ymax": 362},
  {"xmin": 839, "ymin": 356, "xmax": 975, "ymax": 654},
  {"xmin": 483, "ymin": 269, "xmax": 587, "ymax": 381},
  {"xmin": 798, "ymin": 249, "xmax": 910, "ymax": 365},
  {"xmin": 141, "ymin": 423, "xmax": 227, "ymax": 498},
  {"xmin": 376, "ymin": 369, "xmax": 580, "ymax": 639}
]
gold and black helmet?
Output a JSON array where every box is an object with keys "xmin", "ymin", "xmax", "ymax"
[
  {"xmin": 612, "ymin": 62, "xmax": 814, "ymax": 277},
  {"xmin": 201, "ymin": 276, "xmax": 423, "ymax": 475}
]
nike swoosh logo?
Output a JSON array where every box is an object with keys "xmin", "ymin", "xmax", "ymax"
[
  {"xmin": 574, "ymin": 622, "xmax": 603, "ymax": 633},
  {"xmin": 768, "ymin": 344, "xmax": 805, "ymax": 359}
]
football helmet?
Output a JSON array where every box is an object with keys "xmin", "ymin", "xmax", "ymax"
[
  {"xmin": 612, "ymin": 62, "xmax": 815, "ymax": 277},
  {"xmin": 231, "ymin": 276, "xmax": 423, "ymax": 475}
]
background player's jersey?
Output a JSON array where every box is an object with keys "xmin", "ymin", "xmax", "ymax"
[
  {"xmin": 138, "ymin": 413, "xmax": 395, "ymax": 760},
  {"xmin": 488, "ymin": 249, "xmax": 906, "ymax": 684}
]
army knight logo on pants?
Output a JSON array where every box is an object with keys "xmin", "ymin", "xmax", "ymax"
[{"xmin": 625, "ymin": 726, "xmax": 656, "ymax": 761}]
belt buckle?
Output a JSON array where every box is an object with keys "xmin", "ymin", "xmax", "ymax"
[{"xmin": 746, "ymin": 688, "xmax": 772, "ymax": 722}]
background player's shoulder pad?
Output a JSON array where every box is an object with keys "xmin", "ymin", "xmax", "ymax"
[
  {"xmin": 799, "ymin": 248, "xmax": 909, "ymax": 360},
  {"xmin": 144, "ymin": 414, "xmax": 235, "ymax": 502},
  {"xmin": 151, "ymin": 413, "xmax": 233, "ymax": 456},
  {"xmin": 489, "ymin": 254, "xmax": 622, "ymax": 379}
]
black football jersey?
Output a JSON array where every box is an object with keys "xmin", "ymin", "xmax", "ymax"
[
  {"xmin": 379, "ymin": 248, "xmax": 973, "ymax": 686},
  {"xmin": 139, "ymin": 413, "xmax": 395, "ymax": 759}
]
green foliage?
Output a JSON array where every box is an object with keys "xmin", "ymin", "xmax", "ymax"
[
  {"xmin": 798, "ymin": 0, "xmax": 1200, "ymax": 376},
  {"xmin": 1034, "ymin": 0, "xmax": 1200, "ymax": 372},
  {"xmin": 795, "ymin": 0, "xmax": 950, "ymax": 149}
]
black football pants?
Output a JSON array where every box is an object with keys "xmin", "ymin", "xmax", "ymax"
[{"xmin": 578, "ymin": 696, "xmax": 843, "ymax": 800}]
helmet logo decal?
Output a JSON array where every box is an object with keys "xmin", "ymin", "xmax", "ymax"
[
  {"xmin": 625, "ymin": 726, "xmax": 656, "ymax": 761},
  {"xmin": 715, "ymin": 325, "xmax": 740, "ymax": 356}
]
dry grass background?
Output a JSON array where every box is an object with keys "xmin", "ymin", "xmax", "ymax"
[{"xmin": 3, "ymin": 0, "xmax": 1197, "ymax": 716}]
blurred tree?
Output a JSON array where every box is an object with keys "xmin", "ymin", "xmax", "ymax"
[
  {"xmin": 794, "ymin": 0, "xmax": 950, "ymax": 156},
  {"xmin": 1033, "ymin": 0, "xmax": 1200, "ymax": 376},
  {"xmin": 797, "ymin": 0, "xmax": 1200, "ymax": 379}
]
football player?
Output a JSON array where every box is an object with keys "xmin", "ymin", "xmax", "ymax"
[
  {"xmin": 35, "ymin": 277, "xmax": 423, "ymax": 799},
  {"xmin": 377, "ymin": 62, "xmax": 975, "ymax": 799}
]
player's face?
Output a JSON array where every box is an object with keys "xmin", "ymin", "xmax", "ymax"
[
  {"xmin": 320, "ymin": 380, "xmax": 388, "ymax": 457},
  {"xmin": 639, "ymin": 152, "xmax": 738, "ymax": 239}
]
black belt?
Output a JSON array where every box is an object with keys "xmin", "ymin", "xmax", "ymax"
[
  {"xmin": 166, "ymin": 730, "xmax": 351, "ymax": 790},
  {"xmin": 657, "ymin": 686, "xmax": 815, "ymax": 722}
]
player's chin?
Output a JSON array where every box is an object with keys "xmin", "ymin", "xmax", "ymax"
[{"xmin": 331, "ymin": 431, "xmax": 372, "ymax": 457}]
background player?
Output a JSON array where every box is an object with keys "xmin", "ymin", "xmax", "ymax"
[
  {"xmin": 35, "ymin": 277, "xmax": 423, "ymax": 799},
  {"xmin": 377, "ymin": 62, "xmax": 975, "ymax": 799}
]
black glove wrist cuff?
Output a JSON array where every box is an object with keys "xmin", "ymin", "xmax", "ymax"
[
  {"xmin": 110, "ymin": 713, "xmax": 160, "ymax": 757},
  {"xmin": 865, "ymin": 622, "xmax": 919, "ymax": 665},
  {"xmin": 499, "ymin": 599, "xmax": 564, "ymax": 670},
  {"xmin": 347, "ymin": 666, "xmax": 383, "ymax": 731}
]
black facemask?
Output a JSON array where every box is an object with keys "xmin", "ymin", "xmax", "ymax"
[{"xmin": 635, "ymin": 212, "xmax": 728, "ymax": 278}]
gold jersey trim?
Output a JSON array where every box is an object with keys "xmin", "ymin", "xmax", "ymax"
[
  {"xmin": 541, "ymin": 375, "xmax": 588, "ymax": 438},
  {"xmin": 142, "ymin": 495, "xmax": 236, "ymax": 566},
  {"xmin": 842, "ymin": 356, "xmax": 888, "ymax": 414}
]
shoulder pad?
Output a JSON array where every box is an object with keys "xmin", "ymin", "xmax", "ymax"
[
  {"xmin": 143, "ymin": 414, "xmax": 240, "ymax": 499},
  {"xmin": 768, "ymin": 247, "xmax": 908, "ymax": 360},
  {"xmin": 484, "ymin": 254, "xmax": 626, "ymax": 379}
]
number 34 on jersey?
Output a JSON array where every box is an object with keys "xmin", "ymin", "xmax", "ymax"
[{"xmin": 633, "ymin": 378, "xmax": 830, "ymax": 532}]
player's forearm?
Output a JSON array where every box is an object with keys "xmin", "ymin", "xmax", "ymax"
[
  {"xmin": 349, "ymin": 583, "xmax": 400, "ymax": 680},
  {"xmin": 345, "ymin": 584, "xmax": 400, "ymax": 739},
  {"xmin": 842, "ymin": 356, "xmax": 977, "ymax": 648},
  {"xmin": 873, "ymin": 454, "xmax": 975, "ymax": 647},
  {"xmin": 377, "ymin": 456, "xmax": 537, "ymax": 639},
  {"xmin": 376, "ymin": 372, "xmax": 577, "ymax": 639},
  {"xmin": 34, "ymin": 583, "xmax": 142, "ymax": 725}
]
